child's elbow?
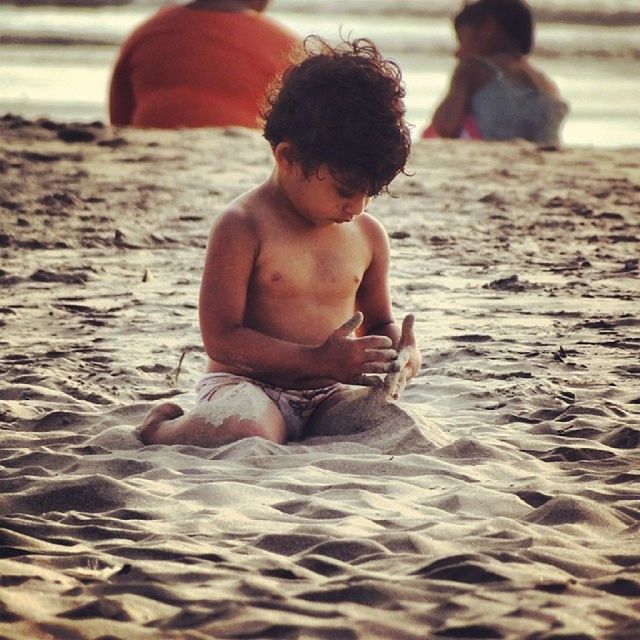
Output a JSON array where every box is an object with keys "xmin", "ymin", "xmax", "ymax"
[
  {"xmin": 203, "ymin": 339, "xmax": 231, "ymax": 365},
  {"xmin": 440, "ymin": 128, "xmax": 460, "ymax": 139},
  {"xmin": 432, "ymin": 120, "xmax": 460, "ymax": 138},
  {"xmin": 201, "ymin": 327, "xmax": 241, "ymax": 366},
  {"xmin": 201, "ymin": 329, "xmax": 224, "ymax": 362}
]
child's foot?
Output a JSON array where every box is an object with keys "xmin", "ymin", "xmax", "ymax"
[{"xmin": 139, "ymin": 402, "xmax": 184, "ymax": 444}]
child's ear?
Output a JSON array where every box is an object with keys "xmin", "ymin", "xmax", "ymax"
[{"xmin": 274, "ymin": 142, "xmax": 298, "ymax": 174}]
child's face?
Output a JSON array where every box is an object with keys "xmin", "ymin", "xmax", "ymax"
[
  {"xmin": 455, "ymin": 24, "xmax": 482, "ymax": 59},
  {"xmin": 455, "ymin": 17, "xmax": 503, "ymax": 59},
  {"xmin": 283, "ymin": 163, "xmax": 370, "ymax": 226}
]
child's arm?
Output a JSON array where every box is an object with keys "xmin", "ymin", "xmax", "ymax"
[
  {"xmin": 199, "ymin": 212, "xmax": 398, "ymax": 386},
  {"xmin": 356, "ymin": 216, "xmax": 421, "ymax": 381},
  {"xmin": 429, "ymin": 60, "xmax": 475, "ymax": 138}
]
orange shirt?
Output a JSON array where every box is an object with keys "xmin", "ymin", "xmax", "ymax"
[{"xmin": 109, "ymin": 5, "xmax": 300, "ymax": 128}]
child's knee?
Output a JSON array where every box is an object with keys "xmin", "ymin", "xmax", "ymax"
[
  {"xmin": 233, "ymin": 412, "xmax": 286, "ymax": 443},
  {"xmin": 191, "ymin": 380, "xmax": 286, "ymax": 442}
]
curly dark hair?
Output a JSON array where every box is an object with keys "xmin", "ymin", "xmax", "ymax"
[{"xmin": 262, "ymin": 37, "xmax": 411, "ymax": 197}]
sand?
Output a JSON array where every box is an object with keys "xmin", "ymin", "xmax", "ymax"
[{"xmin": 1, "ymin": 115, "xmax": 639, "ymax": 639}]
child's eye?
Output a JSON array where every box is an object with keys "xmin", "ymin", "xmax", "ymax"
[{"xmin": 336, "ymin": 187, "xmax": 355, "ymax": 199}]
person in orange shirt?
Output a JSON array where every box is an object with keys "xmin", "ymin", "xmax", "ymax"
[{"xmin": 109, "ymin": 0, "xmax": 301, "ymax": 129}]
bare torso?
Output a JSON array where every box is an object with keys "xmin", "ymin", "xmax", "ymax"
[
  {"xmin": 245, "ymin": 219, "xmax": 371, "ymax": 343},
  {"xmin": 203, "ymin": 179, "xmax": 381, "ymax": 386}
]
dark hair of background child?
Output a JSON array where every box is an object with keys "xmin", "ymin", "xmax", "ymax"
[{"xmin": 455, "ymin": 0, "xmax": 534, "ymax": 55}]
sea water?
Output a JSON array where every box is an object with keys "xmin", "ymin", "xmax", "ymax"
[{"xmin": 0, "ymin": 0, "xmax": 639, "ymax": 147}]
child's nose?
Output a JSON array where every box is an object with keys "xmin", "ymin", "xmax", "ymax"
[
  {"xmin": 455, "ymin": 42, "xmax": 468, "ymax": 59},
  {"xmin": 344, "ymin": 194, "xmax": 368, "ymax": 217}
]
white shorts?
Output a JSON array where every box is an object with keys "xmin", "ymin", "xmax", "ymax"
[{"xmin": 193, "ymin": 372, "xmax": 346, "ymax": 440}]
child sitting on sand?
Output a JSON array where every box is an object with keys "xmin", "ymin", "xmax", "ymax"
[
  {"xmin": 424, "ymin": 0, "xmax": 568, "ymax": 146},
  {"xmin": 140, "ymin": 37, "xmax": 421, "ymax": 448}
]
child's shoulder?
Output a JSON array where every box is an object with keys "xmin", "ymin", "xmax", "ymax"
[
  {"xmin": 210, "ymin": 190, "xmax": 262, "ymax": 241},
  {"xmin": 356, "ymin": 212, "xmax": 391, "ymax": 248},
  {"xmin": 358, "ymin": 211, "xmax": 386, "ymax": 231},
  {"xmin": 216, "ymin": 183, "xmax": 266, "ymax": 222}
]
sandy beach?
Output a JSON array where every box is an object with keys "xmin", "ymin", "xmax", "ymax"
[{"xmin": 1, "ymin": 115, "xmax": 639, "ymax": 639}]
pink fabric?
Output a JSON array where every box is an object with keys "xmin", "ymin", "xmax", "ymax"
[{"xmin": 422, "ymin": 115, "xmax": 482, "ymax": 140}]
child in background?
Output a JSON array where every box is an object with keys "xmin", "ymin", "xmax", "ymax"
[
  {"xmin": 140, "ymin": 38, "xmax": 421, "ymax": 448},
  {"xmin": 424, "ymin": 0, "xmax": 568, "ymax": 146}
]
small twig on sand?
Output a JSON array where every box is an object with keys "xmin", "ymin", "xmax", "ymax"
[{"xmin": 168, "ymin": 346, "xmax": 203, "ymax": 386}]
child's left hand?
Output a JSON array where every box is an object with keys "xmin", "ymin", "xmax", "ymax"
[{"xmin": 383, "ymin": 314, "xmax": 421, "ymax": 400}]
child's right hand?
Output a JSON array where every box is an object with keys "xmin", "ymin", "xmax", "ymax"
[{"xmin": 317, "ymin": 312, "xmax": 398, "ymax": 386}]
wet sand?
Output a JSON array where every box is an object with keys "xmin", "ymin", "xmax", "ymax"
[{"xmin": 1, "ymin": 116, "xmax": 639, "ymax": 639}]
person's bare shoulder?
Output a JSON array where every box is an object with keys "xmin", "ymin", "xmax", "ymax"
[
  {"xmin": 358, "ymin": 211, "xmax": 387, "ymax": 236},
  {"xmin": 356, "ymin": 212, "xmax": 391, "ymax": 257},
  {"xmin": 213, "ymin": 181, "xmax": 271, "ymax": 229},
  {"xmin": 208, "ymin": 187, "xmax": 264, "ymax": 255}
]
